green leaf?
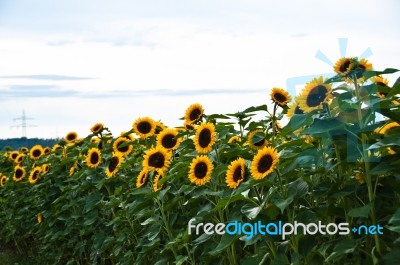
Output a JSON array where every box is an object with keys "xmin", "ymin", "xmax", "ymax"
[
  {"xmin": 83, "ymin": 210, "xmax": 98, "ymax": 226},
  {"xmin": 209, "ymin": 233, "xmax": 240, "ymax": 256},
  {"xmin": 363, "ymin": 68, "xmax": 399, "ymax": 80},
  {"xmin": 325, "ymin": 239, "xmax": 357, "ymax": 262},
  {"xmin": 84, "ymin": 192, "xmax": 101, "ymax": 213},
  {"xmin": 281, "ymin": 114, "xmax": 313, "ymax": 135},
  {"xmin": 175, "ymin": 255, "xmax": 188, "ymax": 265},
  {"xmin": 387, "ymin": 208, "xmax": 400, "ymax": 232},
  {"xmin": 348, "ymin": 203, "xmax": 371, "ymax": 218},
  {"xmin": 302, "ymin": 118, "xmax": 344, "ymax": 134},
  {"xmin": 273, "ymin": 196, "xmax": 294, "ymax": 214}
]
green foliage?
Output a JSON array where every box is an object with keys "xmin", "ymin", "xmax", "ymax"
[{"xmin": 0, "ymin": 62, "xmax": 399, "ymax": 264}]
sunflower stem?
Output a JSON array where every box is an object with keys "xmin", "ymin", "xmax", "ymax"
[{"xmin": 353, "ymin": 74, "xmax": 381, "ymax": 255}]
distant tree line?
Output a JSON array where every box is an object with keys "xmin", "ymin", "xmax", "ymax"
[{"xmin": 0, "ymin": 138, "xmax": 60, "ymax": 151}]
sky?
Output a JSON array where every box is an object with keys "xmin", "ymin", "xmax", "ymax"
[{"xmin": 0, "ymin": 0, "xmax": 399, "ymax": 139}]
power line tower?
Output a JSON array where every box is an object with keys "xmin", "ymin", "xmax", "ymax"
[{"xmin": 11, "ymin": 110, "xmax": 37, "ymax": 138}]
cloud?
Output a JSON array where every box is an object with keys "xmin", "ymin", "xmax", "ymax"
[
  {"xmin": 0, "ymin": 74, "xmax": 95, "ymax": 81},
  {"xmin": 0, "ymin": 85, "xmax": 80, "ymax": 98}
]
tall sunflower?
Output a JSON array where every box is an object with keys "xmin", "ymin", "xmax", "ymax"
[
  {"xmin": 142, "ymin": 146, "xmax": 171, "ymax": 174},
  {"xmin": 65, "ymin": 131, "xmax": 78, "ymax": 143},
  {"xmin": 105, "ymin": 154, "xmax": 123, "ymax": 178},
  {"xmin": 136, "ymin": 168, "xmax": 149, "ymax": 188},
  {"xmin": 41, "ymin": 164, "xmax": 50, "ymax": 174},
  {"xmin": 286, "ymin": 101, "xmax": 304, "ymax": 119},
  {"xmin": 247, "ymin": 130, "xmax": 268, "ymax": 150},
  {"xmin": 297, "ymin": 76, "xmax": 332, "ymax": 113},
  {"xmin": 184, "ymin": 103, "xmax": 204, "ymax": 124},
  {"xmin": 250, "ymin": 146, "xmax": 279, "ymax": 180},
  {"xmin": 132, "ymin": 117, "xmax": 156, "ymax": 139},
  {"xmin": 188, "ymin": 155, "xmax": 214, "ymax": 186},
  {"xmin": 193, "ymin": 123, "xmax": 217, "ymax": 154},
  {"xmin": 91, "ymin": 122, "xmax": 104, "ymax": 134},
  {"xmin": 86, "ymin": 148, "xmax": 102, "ymax": 168},
  {"xmin": 228, "ymin": 135, "xmax": 241, "ymax": 144},
  {"xmin": 225, "ymin": 158, "xmax": 246, "ymax": 189},
  {"xmin": 271, "ymin": 87, "xmax": 291, "ymax": 106},
  {"xmin": 30, "ymin": 145, "xmax": 44, "ymax": 160},
  {"xmin": 13, "ymin": 165, "xmax": 26, "ymax": 182},
  {"xmin": 113, "ymin": 137, "xmax": 133, "ymax": 156},
  {"xmin": 20, "ymin": 147, "xmax": 29, "ymax": 153},
  {"xmin": 43, "ymin": 147, "xmax": 50, "ymax": 155},
  {"xmin": 0, "ymin": 175, "xmax": 7, "ymax": 187},
  {"xmin": 352, "ymin": 58, "xmax": 373, "ymax": 82},
  {"xmin": 29, "ymin": 166, "xmax": 42, "ymax": 185},
  {"xmin": 333, "ymin": 57, "xmax": 355, "ymax": 76},
  {"xmin": 157, "ymin": 128, "xmax": 182, "ymax": 150}
]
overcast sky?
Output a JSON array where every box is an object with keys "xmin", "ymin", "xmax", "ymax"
[{"xmin": 0, "ymin": 0, "xmax": 399, "ymax": 139}]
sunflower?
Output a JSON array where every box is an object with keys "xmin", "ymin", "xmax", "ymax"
[
  {"xmin": 133, "ymin": 117, "xmax": 157, "ymax": 139},
  {"xmin": 105, "ymin": 154, "xmax": 123, "ymax": 178},
  {"xmin": 91, "ymin": 122, "xmax": 104, "ymax": 134},
  {"xmin": 0, "ymin": 175, "xmax": 7, "ymax": 187},
  {"xmin": 188, "ymin": 155, "xmax": 214, "ymax": 186},
  {"xmin": 41, "ymin": 164, "xmax": 50, "ymax": 174},
  {"xmin": 142, "ymin": 146, "xmax": 171, "ymax": 174},
  {"xmin": 184, "ymin": 122, "xmax": 195, "ymax": 131},
  {"xmin": 228, "ymin": 135, "xmax": 241, "ymax": 144},
  {"xmin": 65, "ymin": 131, "xmax": 78, "ymax": 143},
  {"xmin": 184, "ymin": 103, "xmax": 204, "ymax": 124},
  {"xmin": 371, "ymin": 76, "xmax": 390, "ymax": 98},
  {"xmin": 9, "ymin": 151, "xmax": 19, "ymax": 161},
  {"xmin": 352, "ymin": 58, "xmax": 373, "ymax": 82},
  {"xmin": 29, "ymin": 166, "xmax": 42, "ymax": 185},
  {"xmin": 354, "ymin": 172, "xmax": 365, "ymax": 185},
  {"xmin": 136, "ymin": 168, "xmax": 149, "ymax": 188},
  {"xmin": 20, "ymin": 147, "xmax": 28, "ymax": 153},
  {"xmin": 286, "ymin": 101, "xmax": 304, "ymax": 119},
  {"xmin": 30, "ymin": 145, "xmax": 44, "ymax": 160},
  {"xmin": 153, "ymin": 172, "xmax": 164, "ymax": 192},
  {"xmin": 297, "ymin": 76, "xmax": 332, "ymax": 113},
  {"xmin": 271, "ymin": 87, "xmax": 291, "ymax": 106},
  {"xmin": 86, "ymin": 148, "xmax": 102, "ymax": 168},
  {"xmin": 247, "ymin": 130, "xmax": 268, "ymax": 150},
  {"xmin": 193, "ymin": 123, "xmax": 217, "ymax": 153},
  {"xmin": 225, "ymin": 158, "xmax": 246, "ymax": 189},
  {"xmin": 377, "ymin": 122, "xmax": 400, "ymax": 136},
  {"xmin": 250, "ymin": 146, "xmax": 279, "ymax": 180},
  {"xmin": 13, "ymin": 165, "xmax": 26, "ymax": 182},
  {"xmin": 52, "ymin": 144, "xmax": 62, "ymax": 153},
  {"xmin": 69, "ymin": 163, "xmax": 77, "ymax": 176},
  {"xmin": 113, "ymin": 137, "xmax": 133, "ymax": 156},
  {"xmin": 157, "ymin": 128, "xmax": 182, "ymax": 150},
  {"xmin": 333, "ymin": 57, "xmax": 355, "ymax": 76},
  {"xmin": 37, "ymin": 214, "xmax": 43, "ymax": 224},
  {"xmin": 16, "ymin": 153, "xmax": 25, "ymax": 164}
]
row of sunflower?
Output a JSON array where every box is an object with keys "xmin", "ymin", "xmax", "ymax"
[{"xmin": 0, "ymin": 57, "xmax": 400, "ymax": 264}]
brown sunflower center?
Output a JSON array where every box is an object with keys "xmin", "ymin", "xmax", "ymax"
[
  {"xmin": 194, "ymin": 162, "xmax": 208, "ymax": 179},
  {"xmin": 32, "ymin": 170, "xmax": 40, "ymax": 181},
  {"xmin": 93, "ymin": 125, "xmax": 102, "ymax": 133},
  {"xmin": 306, "ymin": 85, "xmax": 328, "ymax": 107},
  {"xmin": 15, "ymin": 168, "xmax": 24, "ymax": 179},
  {"xmin": 232, "ymin": 166, "xmax": 243, "ymax": 182},
  {"xmin": 340, "ymin": 60, "xmax": 351, "ymax": 73},
  {"xmin": 137, "ymin": 121, "xmax": 152, "ymax": 134},
  {"xmin": 108, "ymin": 156, "xmax": 120, "ymax": 172},
  {"xmin": 1, "ymin": 177, "xmax": 6, "ymax": 186},
  {"xmin": 257, "ymin": 155, "xmax": 273, "ymax": 173},
  {"xmin": 67, "ymin": 134, "xmax": 76, "ymax": 141},
  {"xmin": 254, "ymin": 138, "xmax": 265, "ymax": 147},
  {"xmin": 117, "ymin": 141, "xmax": 129, "ymax": 152},
  {"xmin": 199, "ymin": 129, "xmax": 211, "ymax": 148},
  {"xmin": 274, "ymin": 93, "xmax": 287, "ymax": 103},
  {"xmin": 11, "ymin": 153, "xmax": 18, "ymax": 159},
  {"xmin": 32, "ymin": 149, "xmax": 42, "ymax": 157},
  {"xmin": 90, "ymin": 152, "xmax": 100, "ymax": 164},
  {"xmin": 189, "ymin": 109, "xmax": 201, "ymax": 121},
  {"xmin": 161, "ymin": 134, "xmax": 177, "ymax": 149},
  {"xmin": 148, "ymin": 152, "xmax": 165, "ymax": 168}
]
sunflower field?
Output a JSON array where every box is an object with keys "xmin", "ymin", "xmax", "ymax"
[{"xmin": 0, "ymin": 57, "xmax": 400, "ymax": 265}]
